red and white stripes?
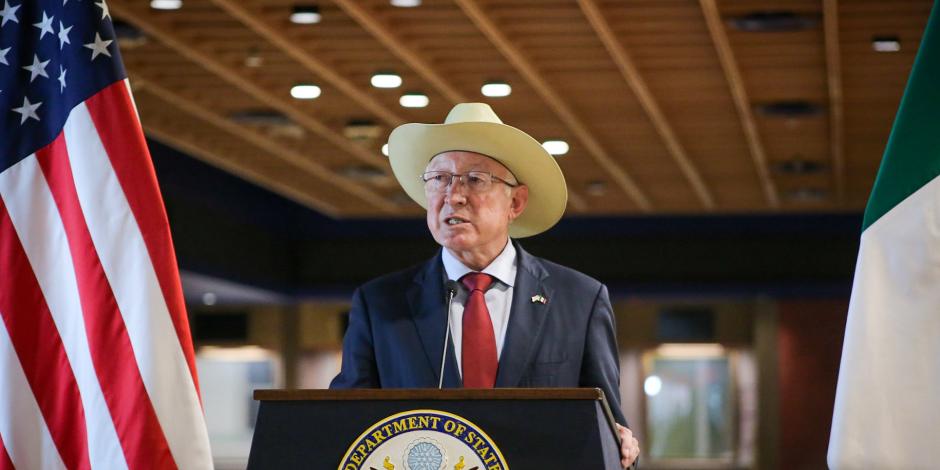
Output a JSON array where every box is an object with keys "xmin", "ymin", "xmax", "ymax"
[{"xmin": 0, "ymin": 81, "xmax": 212, "ymax": 469}]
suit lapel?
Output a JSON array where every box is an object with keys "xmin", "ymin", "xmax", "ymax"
[
  {"xmin": 495, "ymin": 243, "xmax": 553, "ymax": 387},
  {"xmin": 407, "ymin": 251, "xmax": 462, "ymax": 388}
]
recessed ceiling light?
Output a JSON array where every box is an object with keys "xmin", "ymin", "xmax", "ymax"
[
  {"xmin": 753, "ymin": 101, "xmax": 823, "ymax": 118},
  {"xmin": 390, "ymin": 0, "xmax": 421, "ymax": 7},
  {"xmin": 343, "ymin": 119, "xmax": 382, "ymax": 140},
  {"xmin": 785, "ymin": 187, "xmax": 829, "ymax": 203},
  {"xmin": 340, "ymin": 164, "xmax": 387, "ymax": 182},
  {"xmin": 150, "ymin": 0, "xmax": 182, "ymax": 10},
  {"xmin": 244, "ymin": 48, "xmax": 263, "ymax": 68},
  {"xmin": 727, "ymin": 11, "xmax": 819, "ymax": 32},
  {"xmin": 644, "ymin": 375, "xmax": 662, "ymax": 396},
  {"xmin": 400, "ymin": 93, "xmax": 429, "ymax": 108},
  {"xmin": 585, "ymin": 180, "xmax": 607, "ymax": 197},
  {"xmin": 872, "ymin": 36, "xmax": 901, "ymax": 52},
  {"xmin": 229, "ymin": 109, "xmax": 292, "ymax": 126},
  {"xmin": 290, "ymin": 5, "xmax": 321, "ymax": 25},
  {"xmin": 481, "ymin": 81, "xmax": 511, "ymax": 98},
  {"xmin": 542, "ymin": 140, "xmax": 569, "ymax": 156},
  {"xmin": 113, "ymin": 20, "xmax": 148, "ymax": 48},
  {"xmin": 382, "ymin": 143, "xmax": 389, "ymax": 156},
  {"xmin": 290, "ymin": 84, "xmax": 321, "ymax": 99},
  {"xmin": 371, "ymin": 72, "xmax": 402, "ymax": 89},
  {"xmin": 772, "ymin": 157, "xmax": 828, "ymax": 175}
]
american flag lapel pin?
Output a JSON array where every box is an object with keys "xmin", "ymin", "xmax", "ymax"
[{"xmin": 530, "ymin": 294, "xmax": 547, "ymax": 304}]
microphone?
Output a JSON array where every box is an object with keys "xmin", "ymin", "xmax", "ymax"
[{"xmin": 439, "ymin": 280, "xmax": 460, "ymax": 389}]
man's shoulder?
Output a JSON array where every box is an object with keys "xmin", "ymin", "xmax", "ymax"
[
  {"xmin": 524, "ymin": 250, "xmax": 604, "ymax": 291},
  {"xmin": 357, "ymin": 256, "xmax": 435, "ymax": 295}
]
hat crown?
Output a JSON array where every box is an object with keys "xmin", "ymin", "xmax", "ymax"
[
  {"xmin": 444, "ymin": 103, "xmax": 503, "ymax": 125},
  {"xmin": 388, "ymin": 101, "xmax": 567, "ymax": 237}
]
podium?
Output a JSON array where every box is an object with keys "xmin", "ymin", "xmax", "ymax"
[{"xmin": 248, "ymin": 388, "xmax": 622, "ymax": 469}]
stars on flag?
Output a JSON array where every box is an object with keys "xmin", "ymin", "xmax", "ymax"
[
  {"xmin": 58, "ymin": 21, "xmax": 73, "ymax": 50},
  {"xmin": 84, "ymin": 32, "xmax": 112, "ymax": 60},
  {"xmin": 95, "ymin": 0, "xmax": 110, "ymax": 21},
  {"xmin": 0, "ymin": 0, "xmax": 19, "ymax": 28},
  {"xmin": 4, "ymin": 0, "xmax": 116, "ymax": 126},
  {"xmin": 22, "ymin": 54, "xmax": 50, "ymax": 82},
  {"xmin": 57, "ymin": 65, "xmax": 66, "ymax": 92},
  {"xmin": 11, "ymin": 96, "xmax": 41, "ymax": 124},
  {"xmin": 33, "ymin": 11, "xmax": 55, "ymax": 40}
]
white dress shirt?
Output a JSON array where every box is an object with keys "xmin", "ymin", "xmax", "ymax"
[{"xmin": 441, "ymin": 240, "xmax": 516, "ymax": 377}]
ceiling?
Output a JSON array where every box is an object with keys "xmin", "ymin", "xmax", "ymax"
[{"xmin": 109, "ymin": 0, "xmax": 932, "ymax": 219}]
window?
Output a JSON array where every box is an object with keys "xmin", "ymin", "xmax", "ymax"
[
  {"xmin": 642, "ymin": 344, "xmax": 755, "ymax": 466},
  {"xmin": 197, "ymin": 346, "xmax": 281, "ymax": 469}
]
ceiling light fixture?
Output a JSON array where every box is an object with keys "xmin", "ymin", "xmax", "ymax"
[
  {"xmin": 753, "ymin": 100, "xmax": 823, "ymax": 118},
  {"xmin": 245, "ymin": 47, "xmax": 263, "ymax": 68},
  {"xmin": 343, "ymin": 119, "xmax": 382, "ymax": 141},
  {"xmin": 371, "ymin": 72, "xmax": 402, "ymax": 89},
  {"xmin": 542, "ymin": 140, "xmax": 569, "ymax": 156},
  {"xmin": 382, "ymin": 143, "xmax": 389, "ymax": 156},
  {"xmin": 113, "ymin": 20, "xmax": 148, "ymax": 49},
  {"xmin": 785, "ymin": 187, "xmax": 829, "ymax": 203},
  {"xmin": 872, "ymin": 36, "xmax": 901, "ymax": 52},
  {"xmin": 585, "ymin": 180, "xmax": 607, "ymax": 197},
  {"xmin": 481, "ymin": 81, "xmax": 511, "ymax": 98},
  {"xmin": 290, "ymin": 84, "xmax": 321, "ymax": 99},
  {"xmin": 390, "ymin": 0, "xmax": 421, "ymax": 7},
  {"xmin": 400, "ymin": 92, "xmax": 429, "ymax": 108},
  {"xmin": 340, "ymin": 164, "xmax": 387, "ymax": 182},
  {"xmin": 772, "ymin": 157, "xmax": 827, "ymax": 175},
  {"xmin": 150, "ymin": 0, "xmax": 182, "ymax": 10},
  {"xmin": 644, "ymin": 375, "xmax": 662, "ymax": 397},
  {"xmin": 727, "ymin": 11, "xmax": 819, "ymax": 32},
  {"xmin": 229, "ymin": 109, "xmax": 292, "ymax": 126},
  {"xmin": 290, "ymin": 5, "xmax": 321, "ymax": 25}
]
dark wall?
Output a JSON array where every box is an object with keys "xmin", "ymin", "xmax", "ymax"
[{"xmin": 293, "ymin": 226, "xmax": 860, "ymax": 298}]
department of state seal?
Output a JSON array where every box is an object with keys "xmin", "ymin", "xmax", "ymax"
[{"xmin": 338, "ymin": 410, "xmax": 508, "ymax": 470}]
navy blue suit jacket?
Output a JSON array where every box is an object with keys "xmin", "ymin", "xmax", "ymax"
[{"xmin": 330, "ymin": 242, "xmax": 627, "ymax": 425}]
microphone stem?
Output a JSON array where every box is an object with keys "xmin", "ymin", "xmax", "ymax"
[{"xmin": 439, "ymin": 287, "xmax": 456, "ymax": 389}]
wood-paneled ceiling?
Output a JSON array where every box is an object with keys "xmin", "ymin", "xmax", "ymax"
[{"xmin": 110, "ymin": 0, "xmax": 932, "ymax": 218}]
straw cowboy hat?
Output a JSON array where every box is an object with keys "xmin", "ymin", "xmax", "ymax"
[{"xmin": 388, "ymin": 103, "xmax": 567, "ymax": 238}]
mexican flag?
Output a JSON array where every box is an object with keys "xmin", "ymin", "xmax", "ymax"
[{"xmin": 828, "ymin": 1, "xmax": 940, "ymax": 468}]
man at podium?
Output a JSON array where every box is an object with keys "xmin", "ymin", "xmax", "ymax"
[{"xmin": 330, "ymin": 103, "xmax": 640, "ymax": 468}]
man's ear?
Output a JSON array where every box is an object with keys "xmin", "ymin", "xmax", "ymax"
[{"xmin": 508, "ymin": 185, "xmax": 529, "ymax": 221}]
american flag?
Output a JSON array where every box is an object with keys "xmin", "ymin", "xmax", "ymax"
[{"xmin": 0, "ymin": 1, "xmax": 212, "ymax": 468}]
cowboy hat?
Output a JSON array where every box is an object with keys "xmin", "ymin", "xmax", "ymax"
[{"xmin": 388, "ymin": 103, "xmax": 567, "ymax": 238}]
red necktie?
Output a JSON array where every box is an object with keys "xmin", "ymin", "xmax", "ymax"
[{"xmin": 461, "ymin": 273, "xmax": 497, "ymax": 388}]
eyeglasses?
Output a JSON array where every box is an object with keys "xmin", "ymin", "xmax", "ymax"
[{"xmin": 421, "ymin": 171, "xmax": 519, "ymax": 194}]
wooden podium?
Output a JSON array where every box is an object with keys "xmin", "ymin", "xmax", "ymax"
[{"xmin": 248, "ymin": 388, "xmax": 622, "ymax": 469}]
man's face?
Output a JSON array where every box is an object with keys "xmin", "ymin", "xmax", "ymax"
[{"xmin": 425, "ymin": 151, "xmax": 528, "ymax": 265}]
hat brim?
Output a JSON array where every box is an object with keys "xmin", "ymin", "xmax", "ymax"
[{"xmin": 388, "ymin": 120, "xmax": 567, "ymax": 238}]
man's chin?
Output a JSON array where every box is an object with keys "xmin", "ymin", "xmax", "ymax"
[
  {"xmin": 442, "ymin": 240, "xmax": 475, "ymax": 253},
  {"xmin": 440, "ymin": 234, "xmax": 479, "ymax": 253}
]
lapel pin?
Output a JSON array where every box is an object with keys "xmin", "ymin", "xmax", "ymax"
[{"xmin": 530, "ymin": 294, "xmax": 547, "ymax": 304}]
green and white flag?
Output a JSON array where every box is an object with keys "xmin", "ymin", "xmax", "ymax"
[{"xmin": 829, "ymin": 2, "xmax": 940, "ymax": 468}]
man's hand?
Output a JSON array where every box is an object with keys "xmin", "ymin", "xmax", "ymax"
[{"xmin": 616, "ymin": 423, "xmax": 640, "ymax": 468}]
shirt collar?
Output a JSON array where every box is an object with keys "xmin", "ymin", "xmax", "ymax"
[{"xmin": 442, "ymin": 239, "xmax": 517, "ymax": 287}]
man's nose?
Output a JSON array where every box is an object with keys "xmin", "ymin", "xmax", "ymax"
[{"xmin": 444, "ymin": 177, "xmax": 469, "ymax": 202}]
